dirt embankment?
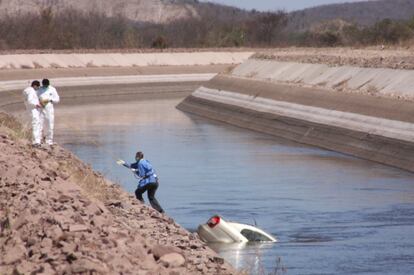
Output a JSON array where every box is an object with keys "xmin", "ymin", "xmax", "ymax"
[
  {"xmin": 0, "ymin": 113, "xmax": 236, "ymax": 274},
  {"xmin": 254, "ymin": 47, "xmax": 414, "ymax": 70}
]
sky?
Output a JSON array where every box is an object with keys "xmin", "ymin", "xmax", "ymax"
[{"xmin": 200, "ymin": 0, "xmax": 372, "ymax": 12}]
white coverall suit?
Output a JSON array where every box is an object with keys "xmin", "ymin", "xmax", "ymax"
[
  {"xmin": 23, "ymin": 86, "xmax": 42, "ymax": 145},
  {"xmin": 38, "ymin": 85, "xmax": 60, "ymax": 145}
]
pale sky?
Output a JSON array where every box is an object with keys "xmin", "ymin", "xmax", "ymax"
[{"xmin": 201, "ymin": 0, "xmax": 373, "ymax": 12}]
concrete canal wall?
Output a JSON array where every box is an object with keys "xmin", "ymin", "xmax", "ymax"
[
  {"xmin": 231, "ymin": 59, "xmax": 414, "ymax": 100},
  {"xmin": 0, "ymin": 73, "xmax": 217, "ymax": 113},
  {"xmin": 177, "ymin": 59, "xmax": 414, "ymax": 172},
  {"xmin": 0, "ymin": 51, "xmax": 253, "ymax": 112},
  {"xmin": 2, "ymin": 51, "xmax": 413, "ymax": 172},
  {"xmin": 0, "ymin": 52, "xmax": 253, "ymax": 69}
]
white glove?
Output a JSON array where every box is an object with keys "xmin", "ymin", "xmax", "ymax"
[{"xmin": 116, "ymin": 159, "xmax": 125, "ymax": 166}]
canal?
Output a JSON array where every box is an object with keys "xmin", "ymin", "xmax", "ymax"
[{"xmin": 56, "ymin": 98, "xmax": 414, "ymax": 274}]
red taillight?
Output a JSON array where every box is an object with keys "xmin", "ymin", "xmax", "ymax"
[{"xmin": 207, "ymin": 216, "xmax": 221, "ymax": 228}]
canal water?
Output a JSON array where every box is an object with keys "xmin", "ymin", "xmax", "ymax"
[{"xmin": 56, "ymin": 98, "xmax": 414, "ymax": 274}]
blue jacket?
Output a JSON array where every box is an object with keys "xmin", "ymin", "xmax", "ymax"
[{"xmin": 125, "ymin": 159, "xmax": 158, "ymax": 187}]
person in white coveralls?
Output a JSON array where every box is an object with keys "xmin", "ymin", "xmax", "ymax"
[
  {"xmin": 38, "ymin": 78, "xmax": 60, "ymax": 145},
  {"xmin": 23, "ymin": 80, "xmax": 42, "ymax": 146}
]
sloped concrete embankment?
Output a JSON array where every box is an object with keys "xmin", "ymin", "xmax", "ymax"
[
  {"xmin": 0, "ymin": 51, "xmax": 254, "ymax": 112},
  {"xmin": 0, "ymin": 113, "xmax": 236, "ymax": 274},
  {"xmin": 0, "ymin": 52, "xmax": 253, "ymax": 70},
  {"xmin": 177, "ymin": 59, "xmax": 414, "ymax": 172},
  {"xmin": 0, "ymin": 72, "xmax": 217, "ymax": 113},
  {"xmin": 232, "ymin": 59, "xmax": 414, "ymax": 100}
]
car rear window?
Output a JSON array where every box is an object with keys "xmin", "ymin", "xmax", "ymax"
[{"xmin": 240, "ymin": 229, "xmax": 272, "ymax": 242}]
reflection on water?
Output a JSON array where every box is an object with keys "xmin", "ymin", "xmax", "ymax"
[
  {"xmin": 56, "ymin": 98, "xmax": 414, "ymax": 274},
  {"xmin": 208, "ymin": 242, "xmax": 281, "ymax": 274}
]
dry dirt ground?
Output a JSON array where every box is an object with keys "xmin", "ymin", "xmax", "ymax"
[
  {"xmin": 0, "ymin": 112, "xmax": 237, "ymax": 274},
  {"xmin": 255, "ymin": 46, "xmax": 414, "ymax": 70}
]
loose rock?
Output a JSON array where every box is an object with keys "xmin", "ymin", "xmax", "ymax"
[
  {"xmin": 159, "ymin": 253, "xmax": 186, "ymax": 268},
  {"xmin": 0, "ymin": 113, "xmax": 237, "ymax": 275}
]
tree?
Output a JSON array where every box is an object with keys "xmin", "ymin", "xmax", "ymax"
[
  {"xmin": 151, "ymin": 36, "xmax": 168, "ymax": 49},
  {"xmin": 246, "ymin": 11, "xmax": 287, "ymax": 46}
]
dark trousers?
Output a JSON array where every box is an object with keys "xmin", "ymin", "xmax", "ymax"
[{"xmin": 135, "ymin": 180, "xmax": 164, "ymax": 213}]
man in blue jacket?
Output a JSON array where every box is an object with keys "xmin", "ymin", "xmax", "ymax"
[{"xmin": 120, "ymin": 151, "xmax": 164, "ymax": 213}]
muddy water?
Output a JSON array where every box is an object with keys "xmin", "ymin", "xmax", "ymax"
[{"xmin": 56, "ymin": 99, "xmax": 414, "ymax": 274}]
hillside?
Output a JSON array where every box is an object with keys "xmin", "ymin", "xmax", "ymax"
[
  {"xmin": 1, "ymin": 0, "xmax": 414, "ymax": 49},
  {"xmin": 288, "ymin": 0, "xmax": 414, "ymax": 31},
  {"xmin": 2, "ymin": 0, "xmax": 413, "ymax": 30},
  {"xmin": 0, "ymin": 0, "xmax": 200, "ymax": 24}
]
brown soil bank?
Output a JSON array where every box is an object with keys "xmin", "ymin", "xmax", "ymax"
[{"xmin": 0, "ymin": 112, "xmax": 237, "ymax": 274}]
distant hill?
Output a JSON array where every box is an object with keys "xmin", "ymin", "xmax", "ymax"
[
  {"xmin": 2, "ymin": 0, "xmax": 413, "ymax": 29},
  {"xmin": 0, "ymin": 0, "xmax": 200, "ymax": 24},
  {"xmin": 288, "ymin": 0, "xmax": 414, "ymax": 31}
]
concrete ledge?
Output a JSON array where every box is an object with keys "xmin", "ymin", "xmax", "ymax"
[
  {"xmin": 0, "ymin": 81, "xmax": 205, "ymax": 113},
  {"xmin": 0, "ymin": 73, "xmax": 216, "ymax": 92},
  {"xmin": 0, "ymin": 67, "xmax": 218, "ymax": 113},
  {"xmin": 193, "ymin": 86, "xmax": 414, "ymax": 142},
  {"xmin": 177, "ymin": 78, "xmax": 414, "ymax": 173},
  {"xmin": 205, "ymin": 75, "xmax": 414, "ymax": 123},
  {"xmin": 178, "ymin": 94, "xmax": 414, "ymax": 172},
  {"xmin": 174, "ymin": 58, "xmax": 414, "ymax": 172}
]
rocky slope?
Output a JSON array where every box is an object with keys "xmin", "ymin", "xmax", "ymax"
[{"xmin": 0, "ymin": 112, "xmax": 236, "ymax": 274}]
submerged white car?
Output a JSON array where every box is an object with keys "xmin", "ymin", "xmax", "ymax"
[{"xmin": 197, "ymin": 215, "xmax": 277, "ymax": 243}]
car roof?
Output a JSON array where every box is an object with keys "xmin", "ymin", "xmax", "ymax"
[{"xmin": 227, "ymin": 222, "xmax": 276, "ymax": 241}]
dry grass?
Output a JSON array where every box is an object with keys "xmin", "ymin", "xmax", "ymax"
[
  {"xmin": 59, "ymin": 157, "xmax": 121, "ymax": 203},
  {"xmin": 0, "ymin": 111, "xmax": 120, "ymax": 204},
  {"xmin": 0, "ymin": 112, "xmax": 31, "ymax": 140}
]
